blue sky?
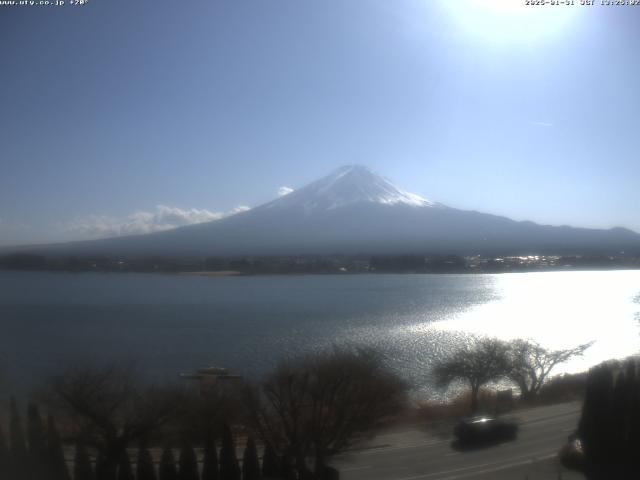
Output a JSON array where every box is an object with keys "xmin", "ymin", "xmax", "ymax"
[{"xmin": 1, "ymin": 0, "xmax": 639, "ymax": 246}]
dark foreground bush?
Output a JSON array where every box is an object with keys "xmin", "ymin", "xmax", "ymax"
[{"xmin": 570, "ymin": 358, "xmax": 640, "ymax": 479}]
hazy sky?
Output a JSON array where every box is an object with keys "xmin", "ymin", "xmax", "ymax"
[{"xmin": 1, "ymin": 0, "xmax": 639, "ymax": 246}]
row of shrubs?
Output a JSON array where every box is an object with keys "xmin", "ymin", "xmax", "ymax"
[{"xmin": 0, "ymin": 400, "xmax": 291, "ymax": 480}]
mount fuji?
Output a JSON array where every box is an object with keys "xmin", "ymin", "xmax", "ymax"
[{"xmin": 11, "ymin": 165, "xmax": 640, "ymax": 257}]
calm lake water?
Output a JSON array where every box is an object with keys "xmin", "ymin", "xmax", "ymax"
[{"xmin": 1, "ymin": 270, "xmax": 639, "ymax": 397}]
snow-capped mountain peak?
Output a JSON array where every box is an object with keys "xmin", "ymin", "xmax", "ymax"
[
  {"xmin": 9, "ymin": 165, "xmax": 640, "ymax": 258},
  {"xmin": 261, "ymin": 165, "xmax": 437, "ymax": 213}
]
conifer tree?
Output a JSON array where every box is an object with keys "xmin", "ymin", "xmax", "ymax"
[
  {"xmin": 201, "ymin": 438, "xmax": 218, "ymax": 480},
  {"xmin": 610, "ymin": 370, "xmax": 628, "ymax": 465},
  {"xmin": 572, "ymin": 360, "xmax": 640, "ymax": 477},
  {"xmin": 627, "ymin": 360, "xmax": 640, "ymax": 471},
  {"xmin": 622, "ymin": 359, "xmax": 637, "ymax": 463},
  {"xmin": 0, "ymin": 423, "xmax": 9, "ymax": 479},
  {"xmin": 74, "ymin": 443, "xmax": 95, "ymax": 480},
  {"xmin": 280, "ymin": 453, "xmax": 296, "ymax": 480},
  {"xmin": 260, "ymin": 443, "xmax": 279, "ymax": 479},
  {"xmin": 117, "ymin": 452, "xmax": 134, "ymax": 480},
  {"xmin": 178, "ymin": 441, "xmax": 199, "ymax": 480},
  {"xmin": 47, "ymin": 415, "xmax": 71, "ymax": 480},
  {"xmin": 241, "ymin": 438, "xmax": 260, "ymax": 480},
  {"xmin": 9, "ymin": 398, "xmax": 28, "ymax": 480},
  {"xmin": 610, "ymin": 361, "xmax": 640, "ymax": 474},
  {"xmin": 623, "ymin": 359, "xmax": 636, "ymax": 404},
  {"xmin": 27, "ymin": 403, "xmax": 48, "ymax": 478},
  {"xmin": 219, "ymin": 425, "xmax": 240, "ymax": 480},
  {"xmin": 95, "ymin": 452, "xmax": 108, "ymax": 480},
  {"xmin": 159, "ymin": 447, "xmax": 178, "ymax": 480},
  {"xmin": 578, "ymin": 362, "xmax": 618, "ymax": 477},
  {"xmin": 137, "ymin": 445, "xmax": 157, "ymax": 480}
]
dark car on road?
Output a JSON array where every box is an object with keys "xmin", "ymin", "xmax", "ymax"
[{"xmin": 453, "ymin": 415, "xmax": 519, "ymax": 445}]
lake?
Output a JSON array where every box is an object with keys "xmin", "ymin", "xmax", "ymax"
[{"xmin": 1, "ymin": 270, "xmax": 639, "ymax": 398}]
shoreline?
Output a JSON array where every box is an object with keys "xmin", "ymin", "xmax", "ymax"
[
  {"xmin": 2, "ymin": 265, "xmax": 640, "ymax": 277},
  {"xmin": 178, "ymin": 270, "xmax": 245, "ymax": 277}
]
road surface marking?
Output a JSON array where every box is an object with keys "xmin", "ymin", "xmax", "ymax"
[
  {"xmin": 353, "ymin": 439, "xmax": 448, "ymax": 455},
  {"xmin": 519, "ymin": 410, "xmax": 580, "ymax": 426},
  {"xmin": 436, "ymin": 454, "xmax": 556, "ymax": 479},
  {"xmin": 340, "ymin": 465, "xmax": 372, "ymax": 472},
  {"xmin": 393, "ymin": 449, "xmax": 557, "ymax": 480}
]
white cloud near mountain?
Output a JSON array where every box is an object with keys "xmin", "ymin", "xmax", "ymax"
[
  {"xmin": 232, "ymin": 205, "xmax": 251, "ymax": 214},
  {"xmin": 65, "ymin": 204, "xmax": 247, "ymax": 239},
  {"xmin": 278, "ymin": 186, "xmax": 294, "ymax": 196}
]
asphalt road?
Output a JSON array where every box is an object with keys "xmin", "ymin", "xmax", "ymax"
[{"xmin": 333, "ymin": 401, "xmax": 585, "ymax": 480}]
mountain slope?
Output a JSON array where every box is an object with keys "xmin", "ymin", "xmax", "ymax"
[{"xmin": 9, "ymin": 166, "xmax": 640, "ymax": 257}]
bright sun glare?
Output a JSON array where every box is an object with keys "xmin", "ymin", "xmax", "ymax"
[{"xmin": 442, "ymin": 0, "xmax": 581, "ymax": 44}]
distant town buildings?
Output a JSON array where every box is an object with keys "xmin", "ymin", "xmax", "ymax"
[{"xmin": 1, "ymin": 251, "xmax": 639, "ymax": 275}]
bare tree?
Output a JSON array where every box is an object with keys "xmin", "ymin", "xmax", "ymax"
[
  {"xmin": 175, "ymin": 381, "xmax": 245, "ymax": 446},
  {"xmin": 46, "ymin": 363, "xmax": 183, "ymax": 480},
  {"xmin": 434, "ymin": 337, "xmax": 510, "ymax": 414},
  {"xmin": 507, "ymin": 339, "xmax": 592, "ymax": 401},
  {"xmin": 244, "ymin": 347, "xmax": 407, "ymax": 478}
]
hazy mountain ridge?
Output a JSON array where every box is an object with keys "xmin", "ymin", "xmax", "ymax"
[{"xmin": 4, "ymin": 165, "xmax": 640, "ymax": 258}]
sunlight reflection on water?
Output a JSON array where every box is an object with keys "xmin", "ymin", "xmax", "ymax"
[
  {"xmin": 399, "ymin": 270, "xmax": 640, "ymax": 387},
  {"xmin": 1, "ymin": 270, "xmax": 639, "ymax": 399},
  {"xmin": 297, "ymin": 271, "xmax": 640, "ymax": 400}
]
